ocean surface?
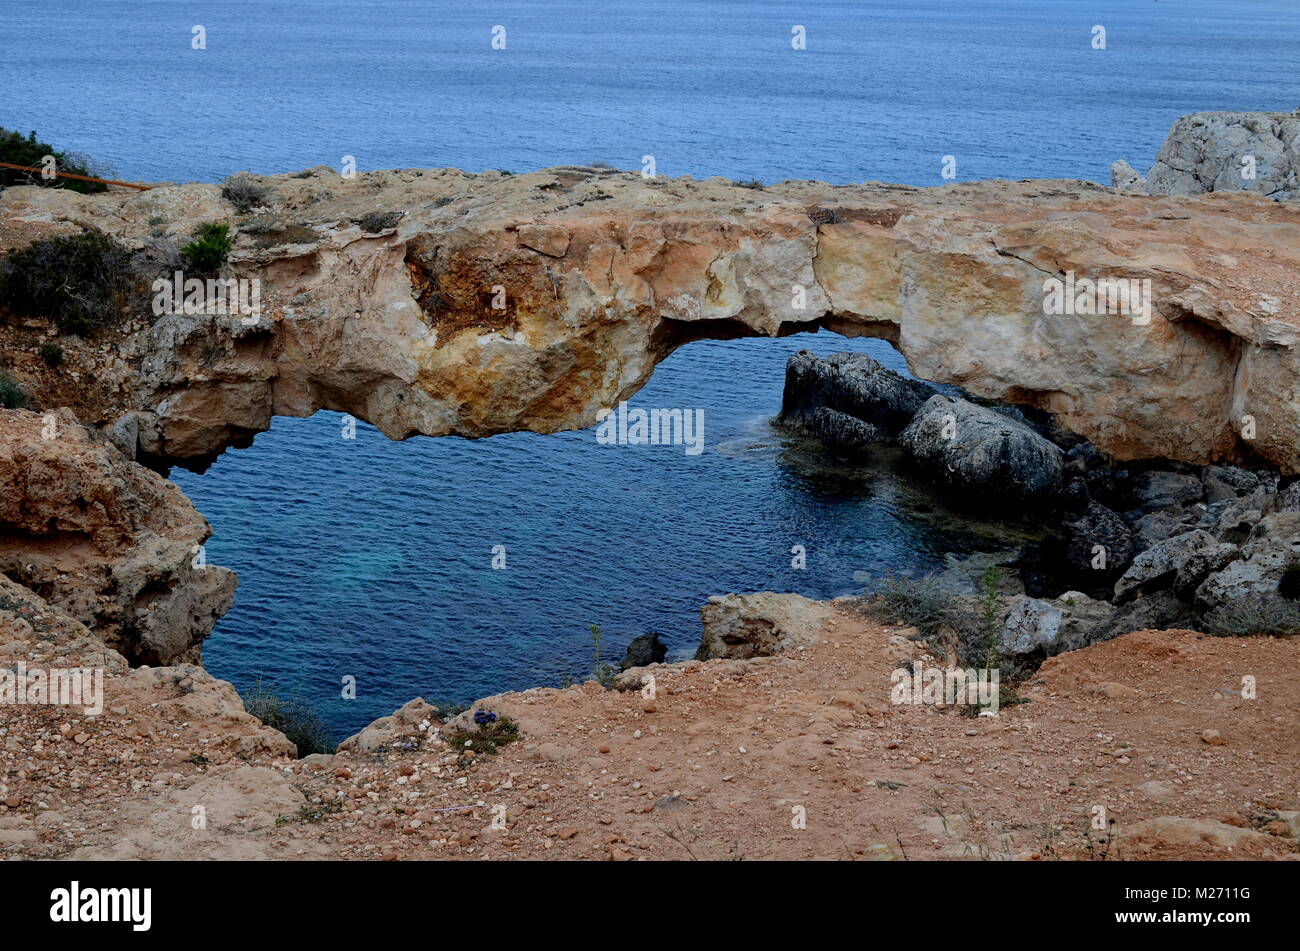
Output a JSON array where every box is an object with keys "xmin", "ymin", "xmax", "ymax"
[{"xmin": 4, "ymin": 0, "xmax": 1297, "ymax": 738}]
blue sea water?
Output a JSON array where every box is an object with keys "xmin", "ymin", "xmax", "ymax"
[{"xmin": 3, "ymin": 0, "xmax": 1297, "ymax": 738}]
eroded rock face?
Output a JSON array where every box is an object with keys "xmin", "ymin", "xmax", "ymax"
[
  {"xmin": 2, "ymin": 167, "xmax": 1299, "ymax": 473},
  {"xmin": 696, "ymin": 592, "xmax": 833, "ymax": 660},
  {"xmin": 0, "ymin": 408, "xmax": 235, "ymax": 663},
  {"xmin": 1146, "ymin": 111, "xmax": 1300, "ymax": 200}
]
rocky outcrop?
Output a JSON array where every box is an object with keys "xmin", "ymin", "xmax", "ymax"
[
  {"xmin": 1113, "ymin": 111, "xmax": 1300, "ymax": 200},
  {"xmin": 3, "ymin": 165, "xmax": 1300, "ymax": 473},
  {"xmin": 0, "ymin": 408, "xmax": 235, "ymax": 663},
  {"xmin": 1146, "ymin": 111, "xmax": 1299, "ymax": 200},
  {"xmin": 620, "ymin": 632, "xmax": 667, "ymax": 670},
  {"xmin": 695, "ymin": 592, "xmax": 833, "ymax": 660},
  {"xmin": 779, "ymin": 350, "xmax": 933, "ymax": 437},
  {"xmin": 898, "ymin": 394, "xmax": 1065, "ymax": 507}
]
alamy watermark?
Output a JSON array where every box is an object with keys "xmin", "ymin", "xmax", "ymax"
[
  {"xmin": 1042, "ymin": 271, "xmax": 1151, "ymax": 326},
  {"xmin": 595, "ymin": 401, "xmax": 705, "ymax": 456},
  {"xmin": 890, "ymin": 661, "xmax": 999, "ymax": 715},
  {"xmin": 152, "ymin": 271, "xmax": 262, "ymax": 324},
  {"xmin": 0, "ymin": 662, "xmax": 103, "ymax": 715}
]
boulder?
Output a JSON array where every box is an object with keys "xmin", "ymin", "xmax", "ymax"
[
  {"xmin": 1110, "ymin": 159, "xmax": 1147, "ymax": 191},
  {"xmin": 898, "ymin": 395, "xmax": 1065, "ymax": 507},
  {"xmin": 1143, "ymin": 110, "xmax": 1300, "ymax": 200},
  {"xmin": 1128, "ymin": 470, "xmax": 1204, "ymax": 510},
  {"xmin": 1195, "ymin": 512, "xmax": 1300, "ymax": 610},
  {"xmin": 1113, "ymin": 530, "xmax": 1217, "ymax": 603},
  {"xmin": 803, "ymin": 406, "xmax": 888, "ymax": 453},
  {"xmin": 779, "ymin": 350, "xmax": 934, "ymax": 437},
  {"xmin": 695, "ymin": 592, "xmax": 833, "ymax": 660},
  {"xmin": 620, "ymin": 632, "xmax": 667, "ymax": 671},
  {"xmin": 1000, "ymin": 593, "xmax": 1117, "ymax": 656}
]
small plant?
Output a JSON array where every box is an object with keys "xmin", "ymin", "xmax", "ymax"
[
  {"xmin": 978, "ymin": 565, "xmax": 1003, "ymax": 673},
  {"xmin": 38, "ymin": 342, "xmax": 63, "ymax": 367},
  {"xmin": 0, "ymin": 231, "xmax": 138, "ymax": 335},
  {"xmin": 441, "ymin": 711, "xmax": 519, "ymax": 758},
  {"xmin": 809, "ymin": 206, "xmax": 846, "ymax": 226},
  {"xmin": 0, "ymin": 372, "xmax": 28, "ymax": 409},
  {"xmin": 734, "ymin": 178, "xmax": 765, "ymax": 189},
  {"xmin": 1278, "ymin": 560, "xmax": 1300, "ymax": 601},
  {"xmin": 356, "ymin": 211, "xmax": 402, "ymax": 234},
  {"xmin": 221, "ymin": 172, "xmax": 270, "ymax": 213},
  {"xmin": 587, "ymin": 623, "xmax": 619, "ymax": 687},
  {"xmin": 240, "ymin": 680, "xmax": 336, "ymax": 757},
  {"xmin": 185, "ymin": 753, "xmax": 209, "ymax": 766},
  {"xmin": 1202, "ymin": 594, "xmax": 1300, "ymax": 637},
  {"xmin": 181, "ymin": 222, "xmax": 234, "ymax": 273}
]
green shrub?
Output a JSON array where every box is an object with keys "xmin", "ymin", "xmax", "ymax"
[
  {"xmin": 587, "ymin": 623, "xmax": 619, "ymax": 687},
  {"xmin": 0, "ymin": 372, "xmax": 28, "ymax": 409},
  {"xmin": 1202, "ymin": 594, "xmax": 1300, "ymax": 637},
  {"xmin": 0, "ymin": 128, "xmax": 107, "ymax": 194},
  {"xmin": 38, "ymin": 343, "xmax": 63, "ymax": 367},
  {"xmin": 441, "ymin": 711, "xmax": 519, "ymax": 758},
  {"xmin": 221, "ymin": 173, "xmax": 270, "ymax": 213},
  {"xmin": 240, "ymin": 681, "xmax": 336, "ymax": 757},
  {"xmin": 181, "ymin": 223, "xmax": 234, "ymax": 273},
  {"xmin": 0, "ymin": 231, "xmax": 137, "ymax": 335}
]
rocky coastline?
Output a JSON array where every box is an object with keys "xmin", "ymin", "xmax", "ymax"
[{"xmin": 1, "ymin": 111, "xmax": 1298, "ymax": 860}]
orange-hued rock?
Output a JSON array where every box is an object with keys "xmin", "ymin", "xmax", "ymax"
[
  {"xmin": 2, "ymin": 168, "xmax": 1298, "ymax": 470},
  {"xmin": 0, "ymin": 408, "xmax": 234, "ymax": 663}
]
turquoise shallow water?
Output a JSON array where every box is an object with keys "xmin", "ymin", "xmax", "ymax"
[{"xmin": 3, "ymin": 0, "xmax": 1296, "ymax": 738}]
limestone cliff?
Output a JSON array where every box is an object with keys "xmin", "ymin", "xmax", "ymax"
[{"xmin": 2, "ymin": 167, "xmax": 1298, "ymax": 475}]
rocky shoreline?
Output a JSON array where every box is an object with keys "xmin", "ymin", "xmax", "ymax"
[
  {"xmin": 778, "ymin": 348, "xmax": 1300, "ymax": 662},
  {"xmin": 2, "ymin": 111, "xmax": 1299, "ymax": 860}
]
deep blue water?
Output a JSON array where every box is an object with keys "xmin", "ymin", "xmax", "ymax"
[{"xmin": 4, "ymin": 0, "xmax": 1297, "ymax": 738}]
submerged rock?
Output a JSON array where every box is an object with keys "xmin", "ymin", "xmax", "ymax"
[
  {"xmin": 898, "ymin": 395, "xmax": 1065, "ymax": 508},
  {"xmin": 620, "ymin": 632, "xmax": 668, "ymax": 670}
]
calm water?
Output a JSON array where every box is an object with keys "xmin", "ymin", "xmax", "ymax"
[{"xmin": 4, "ymin": 0, "xmax": 1297, "ymax": 737}]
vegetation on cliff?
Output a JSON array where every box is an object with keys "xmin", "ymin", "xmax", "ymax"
[{"xmin": 0, "ymin": 128, "xmax": 108, "ymax": 194}]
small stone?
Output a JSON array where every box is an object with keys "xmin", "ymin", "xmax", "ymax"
[{"xmin": 1200, "ymin": 729, "xmax": 1225, "ymax": 746}]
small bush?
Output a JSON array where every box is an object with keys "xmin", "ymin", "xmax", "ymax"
[
  {"xmin": 734, "ymin": 178, "xmax": 765, "ymax": 189},
  {"xmin": 587, "ymin": 623, "xmax": 619, "ymax": 687},
  {"xmin": 38, "ymin": 343, "xmax": 63, "ymax": 367},
  {"xmin": 0, "ymin": 128, "xmax": 107, "ymax": 194},
  {"xmin": 181, "ymin": 223, "xmax": 234, "ymax": 273},
  {"xmin": 0, "ymin": 231, "xmax": 138, "ymax": 335},
  {"xmin": 1202, "ymin": 594, "xmax": 1300, "ymax": 637},
  {"xmin": 809, "ymin": 206, "xmax": 846, "ymax": 226},
  {"xmin": 221, "ymin": 173, "xmax": 270, "ymax": 213},
  {"xmin": 241, "ymin": 681, "xmax": 336, "ymax": 757},
  {"xmin": 356, "ymin": 211, "xmax": 402, "ymax": 234},
  {"xmin": 0, "ymin": 372, "xmax": 28, "ymax": 409},
  {"xmin": 441, "ymin": 711, "xmax": 519, "ymax": 758}
]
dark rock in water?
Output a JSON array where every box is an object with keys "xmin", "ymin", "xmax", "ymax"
[
  {"xmin": 779, "ymin": 350, "xmax": 934, "ymax": 437},
  {"xmin": 804, "ymin": 406, "xmax": 888, "ymax": 454},
  {"xmin": 620, "ymin": 632, "xmax": 667, "ymax": 671},
  {"xmin": 897, "ymin": 394, "xmax": 1065, "ymax": 508}
]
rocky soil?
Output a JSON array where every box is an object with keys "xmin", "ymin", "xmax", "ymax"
[{"xmin": 2, "ymin": 583, "xmax": 1295, "ymax": 861}]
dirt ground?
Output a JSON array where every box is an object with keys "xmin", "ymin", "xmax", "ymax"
[{"xmin": 4, "ymin": 588, "xmax": 1295, "ymax": 861}]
